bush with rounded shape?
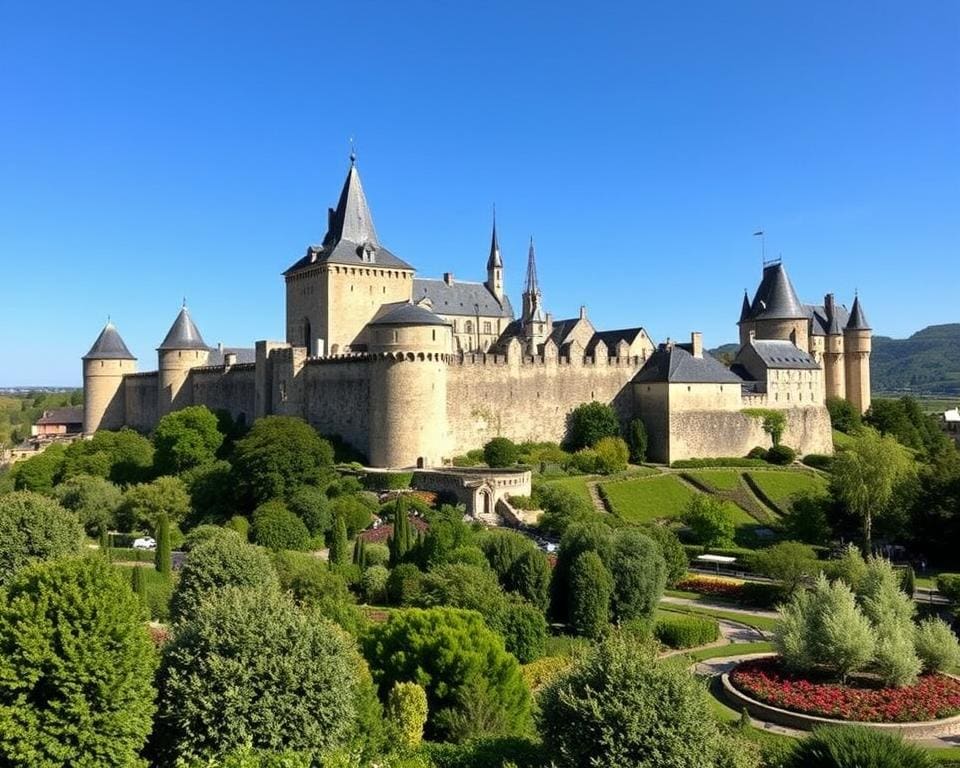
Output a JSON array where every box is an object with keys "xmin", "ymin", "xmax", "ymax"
[
  {"xmin": 231, "ymin": 416, "xmax": 334, "ymax": 507},
  {"xmin": 480, "ymin": 529, "xmax": 532, "ymax": 583},
  {"xmin": 252, "ymin": 501, "xmax": 310, "ymax": 551},
  {"xmin": 363, "ymin": 542, "xmax": 390, "ymax": 568},
  {"xmin": 155, "ymin": 587, "xmax": 367, "ymax": 763},
  {"xmin": 53, "ymin": 473, "xmax": 121, "ymax": 535},
  {"xmin": 569, "ymin": 448, "xmax": 598, "ymax": 474},
  {"xmin": 415, "ymin": 563, "xmax": 503, "ymax": 619},
  {"xmin": 362, "ymin": 607, "xmax": 531, "ymax": 742},
  {"xmin": 0, "ymin": 491, "xmax": 82, "ymax": 585},
  {"xmin": 0, "ymin": 557, "xmax": 156, "ymax": 766},
  {"xmin": 538, "ymin": 631, "xmax": 735, "ymax": 768},
  {"xmin": 286, "ymin": 485, "xmax": 331, "ymax": 536},
  {"xmin": 387, "ymin": 563, "xmax": 424, "ymax": 606},
  {"xmin": 506, "ymin": 547, "xmax": 551, "ymax": 612},
  {"xmin": 119, "ymin": 475, "xmax": 192, "ymax": 530},
  {"xmin": 569, "ymin": 551, "xmax": 612, "ymax": 638},
  {"xmin": 766, "ymin": 444, "xmax": 797, "ymax": 465},
  {"xmin": 608, "ymin": 528, "xmax": 666, "ymax": 623},
  {"xmin": 386, "ymin": 681, "xmax": 428, "ymax": 751},
  {"xmin": 329, "ymin": 494, "xmax": 375, "ymax": 538},
  {"xmin": 752, "ymin": 541, "xmax": 820, "ymax": 594},
  {"xmin": 171, "ymin": 535, "xmax": 279, "ymax": 622},
  {"xmin": 225, "ymin": 515, "xmax": 250, "ymax": 540},
  {"xmin": 483, "ymin": 437, "xmax": 519, "ymax": 468},
  {"xmin": 153, "ymin": 405, "xmax": 224, "ymax": 476},
  {"xmin": 497, "ymin": 599, "xmax": 547, "ymax": 663},
  {"xmin": 182, "ymin": 524, "xmax": 242, "ymax": 551},
  {"xmin": 567, "ymin": 401, "xmax": 620, "ymax": 451},
  {"xmin": 551, "ymin": 520, "xmax": 613, "ymax": 623},
  {"xmin": 914, "ymin": 617, "xmax": 960, "ymax": 674},
  {"xmin": 593, "ymin": 436, "xmax": 629, "ymax": 475},
  {"xmin": 444, "ymin": 545, "xmax": 488, "ymax": 568},
  {"xmin": 362, "ymin": 564, "xmax": 390, "ymax": 604},
  {"xmin": 654, "ymin": 612, "xmax": 720, "ymax": 649},
  {"xmin": 787, "ymin": 725, "xmax": 934, "ymax": 768},
  {"xmin": 641, "ymin": 524, "xmax": 687, "ymax": 587},
  {"xmin": 180, "ymin": 460, "xmax": 235, "ymax": 526},
  {"xmin": 535, "ymin": 482, "xmax": 596, "ymax": 537},
  {"xmin": 683, "ymin": 495, "xmax": 736, "ymax": 548},
  {"xmin": 271, "ymin": 551, "xmax": 363, "ymax": 634}
]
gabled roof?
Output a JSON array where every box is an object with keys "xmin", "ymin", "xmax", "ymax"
[
  {"xmin": 805, "ymin": 303, "xmax": 849, "ymax": 336},
  {"xmin": 413, "ymin": 278, "xmax": 514, "ymax": 318},
  {"xmin": 846, "ymin": 295, "xmax": 870, "ymax": 331},
  {"xmin": 284, "ymin": 160, "xmax": 414, "ymax": 275},
  {"xmin": 547, "ymin": 318, "xmax": 581, "ymax": 347},
  {"xmin": 744, "ymin": 261, "xmax": 807, "ymax": 321},
  {"xmin": 83, "ymin": 322, "xmax": 137, "ymax": 361},
  {"xmin": 635, "ymin": 343, "xmax": 743, "ymax": 384},
  {"xmin": 585, "ymin": 327, "xmax": 649, "ymax": 356},
  {"xmin": 740, "ymin": 339, "xmax": 820, "ymax": 370},
  {"xmin": 207, "ymin": 347, "xmax": 257, "ymax": 366},
  {"xmin": 369, "ymin": 302, "xmax": 449, "ymax": 327},
  {"xmin": 36, "ymin": 407, "xmax": 83, "ymax": 425},
  {"xmin": 158, "ymin": 306, "xmax": 210, "ymax": 351}
]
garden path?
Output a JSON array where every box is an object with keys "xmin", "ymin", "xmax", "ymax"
[{"xmin": 660, "ymin": 595, "xmax": 779, "ymax": 621}]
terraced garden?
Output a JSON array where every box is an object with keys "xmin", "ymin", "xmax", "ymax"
[
  {"xmin": 744, "ymin": 470, "xmax": 827, "ymax": 513},
  {"xmin": 599, "ymin": 474, "xmax": 698, "ymax": 523}
]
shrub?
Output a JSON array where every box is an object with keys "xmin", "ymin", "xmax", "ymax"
[
  {"xmin": 154, "ymin": 587, "xmax": 369, "ymax": 763},
  {"xmin": 329, "ymin": 494, "xmax": 375, "ymax": 538},
  {"xmin": 683, "ymin": 495, "xmax": 736, "ymax": 548},
  {"xmin": 506, "ymin": 548, "xmax": 551, "ymax": 612},
  {"xmin": 826, "ymin": 396, "xmax": 862, "ymax": 434},
  {"xmin": 183, "ymin": 524, "xmax": 242, "ymax": 551},
  {"xmin": 226, "ymin": 515, "xmax": 250, "ymax": 540},
  {"xmin": 363, "ymin": 607, "xmax": 532, "ymax": 743},
  {"xmin": 569, "ymin": 551, "xmax": 611, "ymax": 638},
  {"xmin": 0, "ymin": 557, "xmax": 156, "ymax": 766},
  {"xmin": 386, "ymin": 681, "xmax": 428, "ymax": 751},
  {"xmin": 171, "ymin": 535, "xmax": 279, "ymax": 622},
  {"xmin": 153, "ymin": 405, "xmax": 224, "ymax": 475},
  {"xmin": 752, "ymin": 541, "xmax": 820, "ymax": 594},
  {"xmin": 802, "ymin": 453, "xmax": 834, "ymax": 470},
  {"xmin": 641, "ymin": 524, "xmax": 687, "ymax": 586},
  {"xmin": 53, "ymin": 474, "xmax": 121, "ymax": 535},
  {"xmin": 155, "ymin": 512, "xmax": 173, "ymax": 576},
  {"xmin": 538, "ymin": 632, "xmax": 736, "ymax": 768},
  {"xmin": 766, "ymin": 444, "xmax": 797, "ymax": 465},
  {"xmin": 480, "ymin": 529, "xmax": 532, "ymax": 583},
  {"xmin": 914, "ymin": 617, "xmax": 960, "ymax": 674},
  {"xmin": 787, "ymin": 725, "xmax": 934, "ymax": 768},
  {"xmin": 252, "ymin": 501, "xmax": 311, "ymax": 551},
  {"xmin": 937, "ymin": 573, "xmax": 960, "ymax": 604},
  {"xmin": 569, "ymin": 448, "xmax": 598, "ymax": 474},
  {"xmin": 362, "ymin": 564, "xmax": 390, "ymax": 604},
  {"xmin": 361, "ymin": 471, "xmax": 414, "ymax": 491},
  {"xmin": 483, "ymin": 437, "xmax": 519, "ymax": 468},
  {"xmin": 271, "ymin": 551, "xmax": 363, "ymax": 634},
  {"xmin": 118, "ymin": 476, "xmax": 191, "ymax": 530},
  {"xmin": 859, "ymin": 557, "xmax": 921, "ymax": 687},
  {"xmin": 535, "ymin": 483, "xmax": 595, "ymax": 537},
  {"xmin": 747, "ymin": 446, "xmax": 769, "ymax": 461},
  {"xmin": 654, "ymin": 612, "xmax": 720, "ymax": 649},
  {"xmin": 364, "ymin": 542, "xmax": 390, "ymax": 568},
  {"xmin": 626, "ymin": 418, "xmax": 647, "ymax": 463},
  {"xmin": 568, "ymin": 401, "xmax": 621, "ymax": 451},
  {"xmin": 608, "ymin": 527, "xmax": 666, "ymax": 622},
  {"xmin": 550, "ymin": 520, "xmax": 613, "ymax": 623},
  {"xmin": 497, "ymin": 599, "xmax": 548, "ymax": 664},
  {"xmin": 415, "ymin": 563, "xmax": 503, "ymax": 618},
  {"xmin": 286, "ymin": 485, "xmax": 331, "ymax": 536},
  {"xmin": 329, "ymin": 514, "xmax": 350, "ymax": 566},
  {"xmin": 593, "ymin": 436, "xmax": 629, "ymax": 475},
  {"xmin": 0, "ymin": 491, "xmax": 82, "ymax": 585}
]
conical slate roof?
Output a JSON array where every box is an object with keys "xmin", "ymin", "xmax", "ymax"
[
  {"xmin": 745, "ymin": 262, "xmax": 807, "ymax": 321},
  {"xmin": 323, "ymin": 160, "xmax": 379, "ymax": 248},
  {"xmin": 158, "ymin": 306, "xmax": 209, "ymax": 351},
  {"xmin": 487, "ymin": 213, "xmax": 502, "ymax": 270},
  {"xmin": 524, "ymin": 237, "xmax": 540, "ymax": 296},
  {"xmin": 845, "ymin": 295, "xmax": 871, "ymax": 331},
  {"xmin": 369, "ymin": 301, "xmax": 449, "ymax": 327},
  {"xmin": 739, "ymin": 291, "xmax": 751, "ymax": 322},
  {"xmin": 83, "ymin": 322, "xmax": 136, "ymax": 361}
]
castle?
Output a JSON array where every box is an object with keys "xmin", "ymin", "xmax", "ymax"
[{"xmin": 82, "ymin": 156, "xmax": 871, "ymax": 466}]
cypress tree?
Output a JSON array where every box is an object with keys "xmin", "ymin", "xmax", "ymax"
[
  {"xmin": 99, "ymin": 528, "xmax": 111, "ymax": 561},
  {"xmin": 131, "ymin": 566, "xmax": 148, "ymax": 614},
  {"xmin": 330, "ymin": 514, "xmax": 349, "ymax": 567},
  {"xmin": 352, "ymin": 537, "xmax": 362, "ymax": 566},
  {"xmin": 155, "ymin": 513, "xmax": 172, "ymax": 577},
  {"xmin": 359, "ymin": 537, "xmax": 368, "ymax": 570}
]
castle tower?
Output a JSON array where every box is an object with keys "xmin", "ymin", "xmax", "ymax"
[
  {"xmin": 486, "ymin": 210, "xmax": 504, "ymax": 302},
  {"xmin": 739, "ymin": 260, "xmax": 809, "ymax": 351},
  {"xmin": 367, "ymin": 303, "xmax": 452, "ymax": 468},
  {"xmin": 843, "ymin": 295, "xmax": 872, "ymax": 414},
  {"xmin": 82, "ymin": 321, "xmax": 137, "ymax": 434},
  {"xmin": 822, "ymin": 293, "xmax": 846, "ymax": 400},
  {"xmin": 521, "ymin": 237, "xmax": 547, "ymax": 354},
  {"xmin": 157, "ymin": 304, "xmax": 211, "ymax": 418}
]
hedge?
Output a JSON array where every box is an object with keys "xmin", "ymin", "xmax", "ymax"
[
  {"xmin": 670, "ymin": 457, "xmax": 770, "ymax": 469},
  {"xmin": 361, "ymin": 471, "xmax": 414, "ymax": 491},
  {"xmin": 802, "ymin": 453, "xmax": 834, "ymax": 470},
  {"xmin": 654, "ymin": 611, "xmax": 720, "ymax": 649}
]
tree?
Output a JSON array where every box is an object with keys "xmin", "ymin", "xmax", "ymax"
[
  {"xmin": 830, "ymin": 544, "xmax": 869, "ymax": 591},
  {"xmin": 328, "ymin": 494, "xmax": 375, "ymax": 537},
  {"xmin": 53, "ymin": 474, "xmax": 122, "ymax": 536},
  {"xmin": 362, "ymin": 607, "xmax": 531, "ymax": 742},
  {"xmin": 762, "ymin": 410, "xmax": 787, "ymax": 446},
  {"xmin": 753, "ymin": 541, "xmax": 820, "ymax": 595},
  {"xmin": 826, "ymin": 397, "xmax": 862, "ymax": 434},
  {"xmin": 497, "ymin": 598, "xmax": 548, "ymax": 663},
  {"xmin": 607, "ymin": 528, "xmax": 666, "ymax": 623},
  {"xmin": 179, "ymin": 460, "xmax": 235, "ymax": 526},
  {"xmin": 569, "ymin": 551, "xmax": 612, "ymax": 638},
  {"xmin": 480, "ymin": 529, "xmax": 532, "ymax": 583},
  {"xmin": 329, "ymin": 514, "xmax": 349, "ymax": 566},
  {"xmin": 385, "ymin": 682, "xmax": 428, "ymax": 751},
  {"xmin": 914, "ymin": 618, "xmax": 960, "ymax": 674},
  {"xmin": 535, "ymin": 482, "xmax": 596, "ymax": 537},
  {"xmin": 386, "ymin": 563, "xmax": 424, "ymax": 606},
  {"xmin": 550, "ymin": 520, "xmax": 613, "ymax": 622},
  {"xmin": 626, "ymin": 418, "xmax": 648, "ymax": 463},
  {"xmin": 787, "ymin": 726, "xmax": 935, "ymax": 768},
  {"xmin": 11, "ymin": 442, "xmax": 67, "ymax": 492},
  {"xmin": 859, "ymin": 558, "xmax": 921, "ymax": 687},
  {"xmin": 568, "ymin": 401, "xmax": 620, "ymax": 450},
  {"xmin": 252, "ymin": 501, "xmax": 310, "ymax": 551},
  {"xmin": 388, "ymin": 506, "xmax": 415, "ymax": 566},
  {"xmin": 682, "ymin": 495, "xmax": 736, "ymax": 548},
  {"xmin": 593, "ymin": 436, "xmax": 629, "ymax": 474},
  {"xmin": 231, "ymin": 416, "xmax": 334, "ymax": 507},
  {"xmin": 780, "ymin": 491, "xmax": 832, "ymax": 545},
  {"xmin": 538, "ymin": 632, "xmax": 749, "ymax": 768},
  {"xmin": 153, "ymin": 405, "xmax": 224, "ymax": 475},
  {"xmin": 483, "ymin": 437, "xmax": 519, "ymax": 468},
  {"xmin": 61, "ymin": 428, "xmax": 155, "ymax": 485},
  {"xmin": 118, "ymin": 476, "xmax": 191, "ymax": 531},
  {"xmin": 506, "ymin": 547, "xmax": 551, "ymax": 612},
  {"xmin": 831, "ymin": 427, "xmax": 914, "ymax": 554},
  {"xmin": 641, "ymin": 524, "xmax": 687, "ymax": 587},
  {"xmin": 154, "ymin": 587, "xmax": 370, "ymax": 763},
  {"xmin": 271, "ymin": 551, "xmax": 364, "ymax": 635},
  {"xmin": 287, "ymin": 485, "xmax": 331, "ymax": 537},
  {"xmin": 0, "ymin": 557, "xmax": 156, "ymax": 767},
  {"xmin": 155, "ymin": 512, "xmax": 173, "ymax": 577},
  {"xmin": 0, "ymin": 491, "xmax": 82, "ymax": 585},
  {"xmin": 170, "ymin": 535, "xmax": 279, "ymax": 622},
  {"xmin": 131, "ymin": 565, "xmax": 148, "ymax": 610}
]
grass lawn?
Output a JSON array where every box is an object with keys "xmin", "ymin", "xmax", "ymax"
[
  {"xmin": 601, "ymin": 475, "xmax": 699, "ymax": 523},
  {"xmin": 832, "ymin": 429, "xmax": 855, "ymax": 449},
  {"xmin": 687, "ymin": 640, "xmax": 774, "ymax": 662},
  {"xmin": 745, "ymin": 470, "xmax": 827, "ymax": 511},
  {"xmin": 538, "ymin": 474, "xmax": 597, "ymax": 506},
  {"xmin": 685, "ymin": 470, "xmax": 742, "ymax": 492},
  {"xmin": 659, "ymin": 602, "xmax": 779, "ymax": 633}
]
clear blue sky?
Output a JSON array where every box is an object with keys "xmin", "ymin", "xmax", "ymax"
[{"xmin": 1, "ymin": 1, "xmax": 957, "ymax": 385}]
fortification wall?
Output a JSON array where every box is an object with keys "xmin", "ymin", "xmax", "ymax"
[
  {"xmin": 189, "ymin": 364, "xmax": 257, "ymax": 426},
  {"xmin": 123, "ymin": 373, "xmax": 159, "ymax": 432},
  {"xmin": 446, "ymin": 353, "xmax": 642, "ymax": 454},
  {"xmin": 300, "ymin": 358, "xmax": 371, "ymax": 457}
]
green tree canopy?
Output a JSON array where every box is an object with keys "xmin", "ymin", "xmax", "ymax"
[
  {"xmin": 593, "ymin": 436, "xmax": 630, "ymax": 474},
  {"xmin": 607, "ymin": 528, "xmax": 666, "ymax": 623},
  {"xmin": 535, "ymin": 482, "xmax": 596, "ymax": 537},
  {"xmin": 286, "ymin": 485, "xmax": 331, "ymax": 536},
  {"xmin": 826, "ymin": 396, "xmax": 862, "ymax": 434},
  {"xmin": 231, "ymin": 416, "xmax": 334, "ymax": 508},
  {"xmin": 53, "ymin": 473, "xmax": 122, "ymax": 536},
  {"xmin": 252, "ymin": 501, "xmax": 311, "ymax": 551},
  {"xmin": 0, "ymin": 491, "xmax": 82, "ymax": 585},
  {"xmin": 61, "ymin": 428, "xmax": 155, "ymax": 485},
  {"xmin": 11, "ymin": 442, "xmax": 68, "ymax": 492},
  {"xmin": 0, "ymin": 557, "xmax": 157, "ymax": 767},
  {"xmin": 753, "ymin": 541, "xmax": 821, "ymax": 594},
  {"xmin": 569, "ymin": 550, "xmax": 612, "ymax": 638},
  {"xmin": 483, "ymin": 437, "xmax": 519, "ymax": 468},
  {"xmin": 118, "ymin": 475, "xmax": 191, "ymax": 531},
  {"xmin": 179, "ymin": 460, "xmax": 235, "ymax": 526},
  {"xmin": 641, "ymin": 524, "xmax": 688, "ymax": 587},
  {"xmin": 551, "ymin": 520, "xmax": 613, "ymax": 622},
  {"xmin": 682, "ymin": 495, "xmax": 736, "ymax": 548},
  {"xmin": 567, "ymin": 400, "xmax": 621, "ymax": 450},
  {"xmin": 153, "ymin": 405, "xmax": 225, "ymax": 476}
]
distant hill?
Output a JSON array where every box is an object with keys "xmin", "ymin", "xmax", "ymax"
[{"xmin": 708, "ymin": 324, "xmax": 960, "ymax": 397}]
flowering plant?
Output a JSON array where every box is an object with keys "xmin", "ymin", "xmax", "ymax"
[
  {"xmin": 730, "ymin": 657, "xmax": 960, "ymax": 722},
  {"xmin": 676, "ymin": 575, "xmax": 744, "ymax": 599}
]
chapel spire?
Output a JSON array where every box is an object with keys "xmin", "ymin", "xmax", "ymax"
[
  {"xmin": 522, "ymin": 237, "xmax": 545, "ymax": 325},
  {"xmin": 486, "ymin": 207, "xmax": 504, "ymax": 302},
  {"xmin": 323, "ymin": 153, "xmax": 379, "ymax": 248}
]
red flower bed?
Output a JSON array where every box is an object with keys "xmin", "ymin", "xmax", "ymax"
[
  {"xmin": 676, "ymin": 576, "xmax": 743, "ymax": 599},
  {"xmin": 730, "ymin": 657, "xmax": 960, "ymax": 723}
]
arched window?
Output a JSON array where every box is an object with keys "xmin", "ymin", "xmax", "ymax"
[{"xmin": 465, "ymin": 320, "xmax": 473, "ymax": 334}]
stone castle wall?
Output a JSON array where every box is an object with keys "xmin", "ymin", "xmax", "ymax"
[
  {"xmin": 189, "ymin": 364, "xmax": 257, "ymax": 426},
  {"xmin": 299, "ymin": 357, "xmax": 371, "ymax": 455},
  {"xmin": 123, "ymin": 373, "xmax": 159, "ymax": 432}
]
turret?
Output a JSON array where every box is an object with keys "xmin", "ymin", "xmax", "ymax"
[
  {"xmin": 521, "ymin": 237, "xmax": 547, "ymax": 354},
  {"xmin": 157, "ymin": 304, "xmax": 210, "ymax": 418},
  {"xmin": 486, "ymin": 210, "xmax": 504, "ymax": 303},
  {"xmin": 843, "ymin": 295, "xmax": 872, "ymax": 414},
  {"xmin": 82, "ymin": 321, "xmax": 137, "ymax": 434},
  {"xmin": 822, "ymin": 293, "xmax": 846, "ymax": 400},
  {"xmin": 367, "ymin": 303, "xmax": 451, "ymax": 468},
  {"xmin": 739, "ymin": 260, "xmax": 809, "ymax": 351}
]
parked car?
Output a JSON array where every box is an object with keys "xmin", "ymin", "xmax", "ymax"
[{"xmin": 132, "ymin": 536, "xmax": 156, "ymax": 550}]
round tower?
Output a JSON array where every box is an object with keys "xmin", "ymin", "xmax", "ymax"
[
  {"xmin": 822, "ymin": 293, "xmax": 846, "ymax": 401},
  {"xmin": 157, "ymin": 305, "xmax": 211, "ymax": 418},
  {"xmin": 367, "ymin": 303, "xmax": 452, "ymax": 468},
  {"xmin": 843, "ymin": 295, "xmax": 872, "ymax": 414},
  {"xmin": 740, "ymin": 261, "xmax": 809, "ymax": 351},
  {"xmin": 82, "ymin": 321, "xmax": 137, "ymax": 434}
]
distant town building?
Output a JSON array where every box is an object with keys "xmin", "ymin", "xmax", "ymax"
[{"xmin": 31, "ymin": 407, "xmax": 83, "ymax": 437}]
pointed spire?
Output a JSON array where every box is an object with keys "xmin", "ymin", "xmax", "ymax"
[
  {"xmin": 83, "ymin": 321, "xmax": 136, "ymax": 361},
  {"xmin": 739, "ymin": 290, "xmax": 751, "ymax": 323},
  {"xmin": 525, "ymin": 236, "xmax": 540, "ymax": 296},
  {"xmin": 158, "ymin": 305, "xmax": 209, "ymax": 351},
  {"xmin": 487, "ymin": 206, "xmax": 502, "ymax": 269},
  {"xmin": 323, "ymin": 158, "xmax": 379, "ymax": 248},
  {"xmin": 746, "ymin": 261, "xmax": 806, "ymax": 320},
  {"xmin": 845, "ymin": 294, "xmax": 871, "ymax": 331}
]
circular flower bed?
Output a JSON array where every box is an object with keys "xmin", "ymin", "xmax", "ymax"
[{"xmin": 729, "ymin": 657, "xmax": 960, "ymax": 723}]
